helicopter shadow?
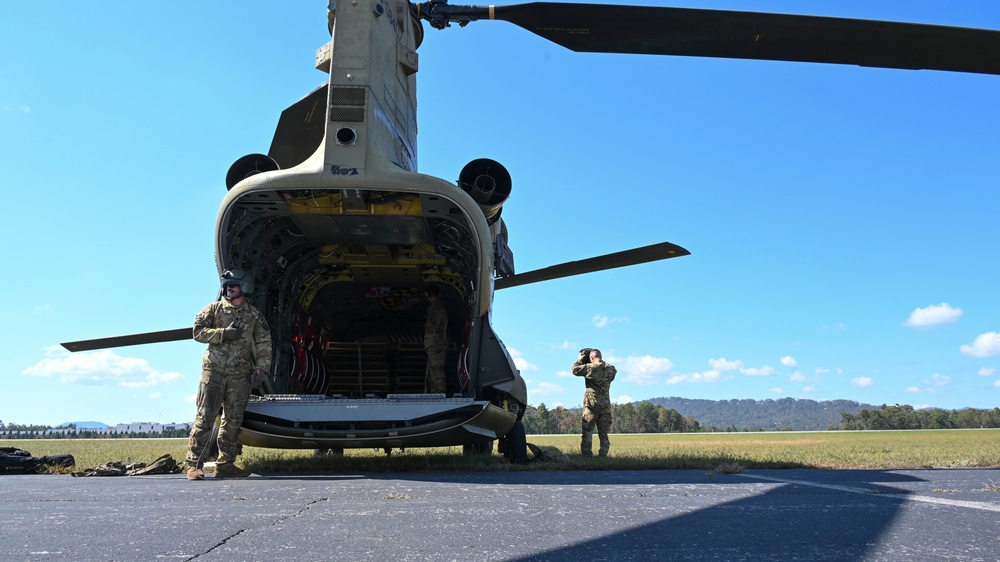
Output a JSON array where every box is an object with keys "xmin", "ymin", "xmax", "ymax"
[{"xmin": 365, "ymin": 468, "xmax": 926, "ymax": 561}]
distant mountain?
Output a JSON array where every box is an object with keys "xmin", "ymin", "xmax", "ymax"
[
  {"xmin": 644, "ymin": 397, "xmax": 879, "ymax": 431},
  {"xmin": 58, "ymin": 421, "xmax": 110, "ymax": 429}
]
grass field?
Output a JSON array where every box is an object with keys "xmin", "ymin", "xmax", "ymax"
[{"xmin": 4, "ymin": 429, "xmax": 999, "ymax": 474}]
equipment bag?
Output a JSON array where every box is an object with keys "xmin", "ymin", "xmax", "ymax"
[
  {"xmin": 72, "ymin": 454, "xmax": 182, "ymax": 477},
  {"xmin": 1, "ymin": 447, "xmax": 75, "ymax": 474},
  {"xmin": 129, "ymin": 454, "xmax": 182, "ymax": 475}
]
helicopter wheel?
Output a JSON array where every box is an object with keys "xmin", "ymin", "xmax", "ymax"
[
  {"xmin": 502, "ymin": 420, "xmax": 528, "ymax": 464},
  {"xmin": 463, "ymin": 440, "xmax": 494, "ymax": 456},
  {"xmin": 313, "ymin": 448, "xmax": 344, "ymax": 457}
]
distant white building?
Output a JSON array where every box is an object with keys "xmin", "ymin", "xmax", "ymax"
[{"xmin": 115, "ymin": 422, "xmax": 191, "ymax": 433}]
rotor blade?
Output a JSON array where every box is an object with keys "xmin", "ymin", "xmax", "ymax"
[
  {"xmin": 485, "ymin": 3, "xmax": 1000, "ymax": 75},
  {"xmin": 61, "ymin": 328, "xmax": 193, "ymax": 352},
  {"xmin": 267, "ymin": 84, "xmax": 328, "ymax": 169},
  {"xmin": 494, "ymin": 241, "xmax": 689, "ymax": 290}
]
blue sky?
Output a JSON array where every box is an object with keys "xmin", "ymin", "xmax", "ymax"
[{"xmin": 2, "ymin": 1, "xmax": 998, "ymax": 427}]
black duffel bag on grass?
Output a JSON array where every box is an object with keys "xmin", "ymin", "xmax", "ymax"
[{"xmin": 1, "ymin": 447, "xmax": 75, "ymax": 474}]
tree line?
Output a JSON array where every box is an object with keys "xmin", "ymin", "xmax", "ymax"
[
  {"xmin": 522, "ymin": 403, "xmax": 700, "ymax": 434},
  {"xmin": 0, "ymin": 422, "xmax": 190, "ymax": 439},
  {"xmin": 839, "ymin": 404, "xmax": 1000, "ymax": 430},
  {"xmin": 645, "ymin": 397, "xmax": 875, "ymax": 431}
]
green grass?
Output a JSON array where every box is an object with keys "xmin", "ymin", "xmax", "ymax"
[{"xmin": 5, "ymin": 429, "xmax": 999, "ymax": 474}]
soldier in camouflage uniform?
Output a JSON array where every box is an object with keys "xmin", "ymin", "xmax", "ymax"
[
  {"xmin": 572, "ymin": 348, "xmax": 617, "ymax": 457},
  {"xmin": 423, "ymin": 285, "xmax": 448, "ymax": 394},
  {"xmin": 186, "ymin": 269, "xmax": 272, "ymax": 480}
]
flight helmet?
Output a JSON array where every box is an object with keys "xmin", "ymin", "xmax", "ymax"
[{"xmin": 220, "ymin": 269, "xmax": 253, "ymax": 295}]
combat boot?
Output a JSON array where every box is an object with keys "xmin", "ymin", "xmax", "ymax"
[
  {"xmin": 215, "ymin": 463, "xmax": 252, "ymax": 478},
  {"xmin": 186, "ymin": 465, "xmax": 204, "ymax": 480}
]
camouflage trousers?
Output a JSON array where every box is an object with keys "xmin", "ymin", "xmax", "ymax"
[
  {"xmin": 425, "ymin": 345, "xmax": 447, "ymax": 394},
  {"xmin": 581, "ymin": 405, "xmax": 612, "ymax": 457},
  {"xmin": 186, "ymin": 370, "xmax": 251, "ymax": 468}
]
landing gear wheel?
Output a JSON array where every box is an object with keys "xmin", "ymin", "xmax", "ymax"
[
  {"xmin": 502, "ymin": 420, "xmax": 528, "ymax": 464},
  {"xmin": 463, "ymin": 440, "xmax": 494, "ymax": 456},
  {"xmin": 314, "ymin": 448, "xmax": 344, "ymax": 457}
]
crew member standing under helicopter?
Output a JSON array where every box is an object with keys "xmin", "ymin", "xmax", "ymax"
[
  {"xmin": 424, "ymin": 285, "xmax": 448, "ymax": 394},
  {"xmin": 572, "ymin": 348, "xmax": 617, "ymax": 457},
  {"xmin": 186, "ymin": 269, "xmax": 272, "ymax": 480}
]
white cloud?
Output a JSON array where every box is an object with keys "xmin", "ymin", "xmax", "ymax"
[
  {"xmin": 740, "ymin": 365, "xmax": 775, "ymax": 377},
  {"xmin": 507, "ymin": 347, "xmax": 538, "ymax": 372},
  {"xmin": 979, "ymin": 367, "xmax": 996, "ymax": 377},
  {"xmin": 22, "ymin": 346, "xmax": 183, "ymax": 388},
  {"xmin": 780, "ymin": 356, "xmax": 797, "ymax": 368},
  {"xmin": 960, "ymin": 332, "xmax": 1000, "ymax": 358},
  {"xmin": 184, "ymin": 393, "xmax": 198, "ymax": 403},
  {"xmin": 930, "ymin": 373, "xmax": 951, "ymax": 386},
  {"xmin": 815, "ymin": 368, "xmax": 830, "ymax": 375},
  {"xmin": 905, "ymin": 303, "xmax": 963, "ymax": 328},
  {"xmin": 666, "ymin": 370, "xmax": 725, "ymax": 384},
  {"xmin": 801, "ymin": 386, "xmax": 816, "ymax": 393},
  {"xmin": 769, "ymin": 387, "xmax": 784, "ymax": 394},
  {"xmin": 149, "ymin": 393, "xmax": 162, "ymax": 399},
  {"xmin": 904, "ymin": 386, "xmax": 922, "ymax": 394},
  {"xmin": 620, "ymin": 355, "xmax": 674, "ymax": 385},
  {"xmin": 789, "ymin": 371, "xmax": 808, "ymax": 382},
  {"xmin": 590, "ymin": 314, "xmax": 628, "ymax": 328},
  {"xmin": 530, "ymin": 382, "xmax": 564, "ymax": 396},
  {"xmin": 994, "ymin": 380, "xmax": 1000, "ymax": 388},
  {"xmin": 850, "ymin": 377, "xmax": 874, "ymax": 388},
  {"xmin": 554, "ymin": 369, "xmax": 573, "ymax": 378},
  {"xmin": 513, "ymin": 356, "xmax": 538, "ymax": 372},
  {"xmin": 23, "ymin": 105, "xmax": 31, "ymax": 113},
  {"xmin": 709, "ymin": 358, "xmax": 742, "ymax": 371},
  {"xmin": 614, "ymin": 395, "xmax": 634, "ymax": 405},
  {"xmin": 552, "ymin": 340, "xmax": 573, "ymax": 350}
]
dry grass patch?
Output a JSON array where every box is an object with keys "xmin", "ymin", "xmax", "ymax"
[{"xmin": 4, "ymin": 429, "xmax": 999, "ymax": 473}]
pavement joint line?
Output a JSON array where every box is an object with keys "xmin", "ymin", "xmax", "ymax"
[{"xmin": 739, "ymin": 473, "xmax": 1000, "ymax": 513}]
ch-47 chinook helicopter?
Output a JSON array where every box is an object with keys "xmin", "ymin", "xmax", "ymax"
[{"xmin": 62, "ymin": 2, "xmax": 999, "ymax": 461}]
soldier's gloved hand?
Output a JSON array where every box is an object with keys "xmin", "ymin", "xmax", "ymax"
[
  {"xmin": 251, "ymin": 368, "xmax": 268, "ymax": 388},
  {"xmin": 222, "ymin": 321, "xmax": 244, "ymax": 341}
]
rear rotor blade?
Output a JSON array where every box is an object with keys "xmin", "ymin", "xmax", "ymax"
[
  {"xmin": 61, "ymin": 328, "xmax": 193, "ymax": 352},
  {"xmin": 268, "ymin": 84, "xmax": 328, "ymax": 169},
  {"xmin": 485, "ymin": 3, "xmax": 1000, "ymax": 75},
  {"xmin": 495, "ymin": 241, "xmax": 689, "ymax": 290}
]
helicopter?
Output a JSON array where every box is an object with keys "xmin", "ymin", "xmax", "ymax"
[{"xmin": 60, "ymin": 2, "xmax": 999, "ymax": 462}]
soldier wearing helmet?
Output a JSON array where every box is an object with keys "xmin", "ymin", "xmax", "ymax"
[{"xmin": 185, "ymin": 269, "xmax": 272, "ymax": 480}]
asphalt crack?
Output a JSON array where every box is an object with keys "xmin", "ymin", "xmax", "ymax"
[{"xmin": 185, "ymin": 497, "xmax": 330, "ymax": 560}]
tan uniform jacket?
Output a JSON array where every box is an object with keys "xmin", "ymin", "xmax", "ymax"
[
  {"xmin": 572, "ymin": 359, "xmax": 617, "ymax": 409},
  {"xmin": 193, "ymin": 299, "xmax": 272, "ymax": 376},
  {"xmin": 424, "ymin": 299, "xmax": 448, "ymax": 349}
]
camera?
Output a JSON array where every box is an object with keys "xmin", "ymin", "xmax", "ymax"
[{"xmin": 579, "ymin": 348, "xmax": 593, "ymax": 363}]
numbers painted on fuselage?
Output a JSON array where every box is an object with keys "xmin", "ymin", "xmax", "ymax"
[{"xmin": 331, "ymin": 165, "xmax": 359, "ymax": 176}]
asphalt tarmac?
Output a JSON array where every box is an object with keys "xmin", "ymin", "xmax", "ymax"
[{"xmin": 3, "ymin": 468, "xmax": 999, "ymax": 561}]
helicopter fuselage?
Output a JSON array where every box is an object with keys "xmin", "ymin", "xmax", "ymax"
[{"xmin": 219, "ymin": 0, "xmax": 526, "ymax": 451}]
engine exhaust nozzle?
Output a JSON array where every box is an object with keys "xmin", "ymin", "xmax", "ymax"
[{"xmin": 459, "ymin": 158, "xmax": 511, "ymax": 224}]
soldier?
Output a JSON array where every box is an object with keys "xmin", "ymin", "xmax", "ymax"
[
  {"xmin": 572, "ymin": 348, "xmax": 617, "ymax": 457},
  {"xmin": 185, "ymin": 269, "xmax": 272, "ymax": 480},
  {"xmin": 423, "ymin": 285, "xmax": 448, "ymax": 394}
]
